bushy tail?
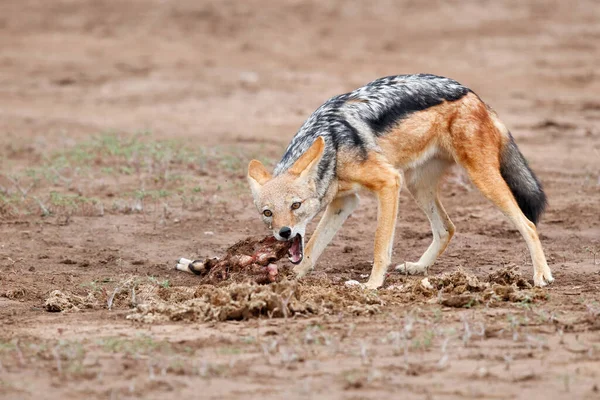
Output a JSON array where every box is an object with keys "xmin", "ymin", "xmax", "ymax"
[{"xmin": 499, "ymin": 133, "xmax": 547, "ymax": 225}]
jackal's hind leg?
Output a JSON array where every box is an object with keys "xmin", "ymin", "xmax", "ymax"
[
  {"xmin": 466, "ymin": 167, "xmax": 553, "ymax": 287},
  {"xmin": 396, "ymin": 160, "xmax": 454, "ymax": 275}
]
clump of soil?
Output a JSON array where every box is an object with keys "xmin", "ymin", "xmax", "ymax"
[
  {"xmin": 487, "ymin": 265, "xmax": 532, "ymax": 288},
  {"xmin": 394, "ymin": 266, "xmax": 546, "ymax": 308},
  {"xmin": 42, "ymin": 279, "xmax": 182, "ymax": 313},
  {"xmin": 179, "ymin": 236, "xmax": 293, "ymax": 284},
  {"xmin": 427, "ymin": 268, "xmax": 487, "ymax": 294},
  {"xmin": 2, "ymin": 287, "xmax": 27, "ymax": 300},
  {"xmin": 44, "ymin": 290, "xmax": 98, "ymax": 312},
  {"xmin": 127, "ymin": 280, "xmax": 384, "ymax": 323},
  {"xmin": 43, "ymin": 265, "xmax": 545, "ymax": 317}
]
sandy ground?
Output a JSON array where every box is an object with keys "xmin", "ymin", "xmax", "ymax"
[{"xmin": 1, "ymin": 0, "xmax": 599, "ymax": 399}]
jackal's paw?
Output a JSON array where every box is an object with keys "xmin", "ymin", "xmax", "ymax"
[
  {"xmin": 292, "ymin": 262, "xmax": 313, "ymax": 279},
  {"xmin": 345, "ymin": 279, "xmax": 381, "ymax": 290},
  {"xmin": 363, "ymin": 279, "xmax": 383, "ymax": 290},
  {"xmin": 534, "ymin": 270, "xmax": 555, "ymax": 287},
  {"xmin": 395, "ymin": 262, "xmax": 428, "ymax": 275},
  {"xmin": 533, "ymin": 274, "xmax": 547, "ymax": 287},
  {"xmin": 544, "ymin": 269, "xmax": 555, "ymax": 284}
]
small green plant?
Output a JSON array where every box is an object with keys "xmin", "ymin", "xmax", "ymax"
[
  {"xmin": 80, "ymin": 280, "xmax": 102, "ymax": 293},
  {"xmin": 97, "ymin": 335, "xmax": 172, "ymax": 356},
  {"xmin": 148, "ymin": 277, "xmax": 170, "ymax": 288},
  {"xmin": 412, "ymin": 330, "xmax": 435, "ymax": 350},
  {"xmin": 584, "ymin": 245, "xmax": 599, "ymax": 265},
  {"xmin": 516, "ymin": 297, "xmax": 533, "ymax": 309},
  {"xmin": 217, "ymin": 346, "xmax": 243, "ymax": 355},
  {"xmin": 2, "ymin": 131, "xmax": 263, "ymax": 219}
]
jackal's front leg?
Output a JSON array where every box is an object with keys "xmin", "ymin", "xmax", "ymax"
[
  {"xmin": 364, "ymin": 175, "xmax": 401, "ymax": 289},
  {"xmin": 293, "ymin": 194, "xmax": 360, "ymax": 278}
]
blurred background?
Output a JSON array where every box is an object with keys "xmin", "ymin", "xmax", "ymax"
[
  {"xmin": 1, "ymin": 2, "xmax": 599, "ymax": 398},
  {"xmin": 1, "ymin": 0, "xmax": 598, "ymax": 147},
  {"xmin": 1, "ymin": 0, "xmax": 598, "ymax": 263},
  {"xmin": 1, "ymin": 0, "xmax": 598, "ymax": 275}
]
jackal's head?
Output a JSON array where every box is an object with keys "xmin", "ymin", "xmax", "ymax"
[{"xmin": 247, "ymin": 137, "xmax": 326, "ymax": 265}]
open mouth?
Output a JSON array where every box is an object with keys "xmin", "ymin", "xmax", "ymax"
[{"xmin": 287, "ymin": 234, "xmax": 303, "ymax": 264}]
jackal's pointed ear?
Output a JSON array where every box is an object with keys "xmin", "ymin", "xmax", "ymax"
[
  {"xmin": 247, "ymin": 160, "xmax": 272, "ymax": 196},
  {"xmin": 288, "ymin": 137, "xmax": 326, "ymax": 179}
]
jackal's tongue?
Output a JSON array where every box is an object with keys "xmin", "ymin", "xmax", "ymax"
[{"xmin": 288, "ymin": 234, "xmax": 303, "ymax": 264}]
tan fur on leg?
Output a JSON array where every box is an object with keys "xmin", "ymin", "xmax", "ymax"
[
  {"xmin": 338, "ymin": 155, "xmax": 401, "ymax": 289},
  {"xmin": 293, "ymin": 194, "xmax": 360, "ymax": 278},
  {"xmin": 447, "ymin": 99, "xmax": 552, "ymax": 287},
  {"xmin": 396, "ymin": 159, "xmax": 455, "ymax": 274},
  {"xmin": 466, "ymin": 168, "xmax": 552, "ymax": 286}
]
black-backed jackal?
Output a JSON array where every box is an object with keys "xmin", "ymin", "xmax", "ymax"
[{"xmin": 247, "ymin": 74, "xmax": 552, "ymax": 289}]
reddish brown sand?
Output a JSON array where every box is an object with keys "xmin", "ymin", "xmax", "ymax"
[{"xmin": 1, "ymin": 1, "xmax": 599, "ymax": 399}]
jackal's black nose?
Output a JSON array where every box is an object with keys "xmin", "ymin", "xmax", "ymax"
[{"xmin": 279, "ymin": 226, "xmax": 292, "ymax": 239}]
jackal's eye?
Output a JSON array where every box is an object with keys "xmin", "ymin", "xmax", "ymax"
[
  {"xmin": 291, "ymin": 202, "xmax": 301, "ymax": 210},
  {"xmin": 263, "ymin": 210, "xmax": 273, "ymax": 217}
]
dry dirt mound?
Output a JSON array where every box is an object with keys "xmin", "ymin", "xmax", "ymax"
[
  {"xmin": 42, "ymin": 266, "xmax": 546, "ymax": 320},
  {"xmin": 44, "ymin": 289, "xmax": 98, "ymax": 312},
  {"xmin": 127, "ymin": 280, "xmax": 384, "ymax": 323},
  {"xmin": 393, "ymin": 266, "xmax": 546, "ymax": 308}
]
